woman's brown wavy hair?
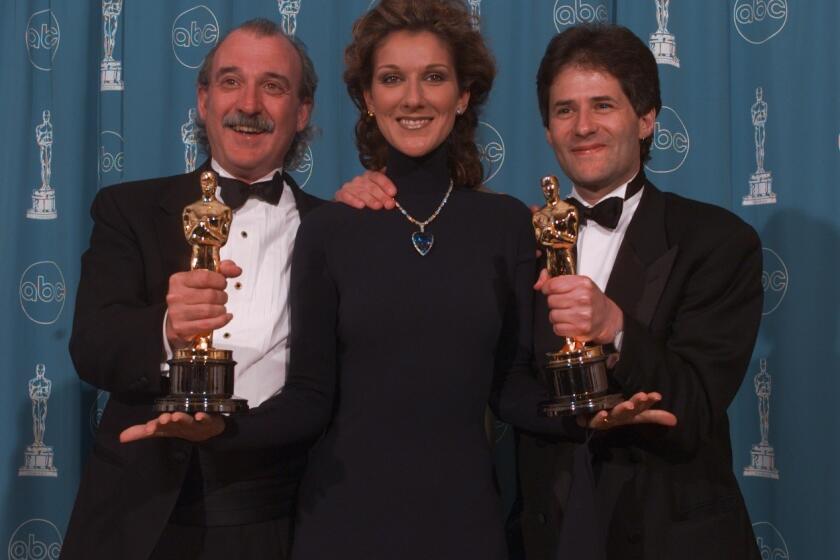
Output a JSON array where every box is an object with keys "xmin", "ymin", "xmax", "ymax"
[{"xmin": 344, "ymin": 0, "xmax": 496, "ymax": 189}]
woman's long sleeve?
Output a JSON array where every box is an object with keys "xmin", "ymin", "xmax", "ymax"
[
  {"xmin": 207, "ymin": 209, "xmax": 338, "ymax": 451},
  {"xmin": 488, "ymin": 208, "xmax": 584, "ymax": 440}
]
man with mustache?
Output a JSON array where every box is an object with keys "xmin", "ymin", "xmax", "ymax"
[{"xmin": 62, "ymin": 19, "xmax": 323, "ymax": 560}]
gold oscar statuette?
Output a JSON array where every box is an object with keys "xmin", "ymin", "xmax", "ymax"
[
  {"xmin": 533, "ymin": 176, "xmax": 622, "ymax": 416},
  {"xmin": 155, "ymin": 171, "xmax": 248, "ymax": 413}
]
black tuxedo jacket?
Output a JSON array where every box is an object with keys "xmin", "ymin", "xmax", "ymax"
[
  {"xmin": 60, "ymin": 166, "xmax": 322, "ymax": 560},
  {"xmin": 518, "ymin": 180, "xmax": 763, "ymax": 560}
]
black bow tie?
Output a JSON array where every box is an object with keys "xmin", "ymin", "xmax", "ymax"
[
  {"xmin": 565, "ymin": 172, "xmax": 646, "ymax": 229},
  {"xmin": 566, "ymin": 196, "xmax": 624, "ymax": 229},
  {"xmin": 218, "ymin": 173, "xmax": 284, "ymax": 211}
]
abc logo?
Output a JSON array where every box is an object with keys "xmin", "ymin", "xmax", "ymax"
[
  {"xmin": 646, "ymin": 105, "xmax": 690, "ymax": 174},
  {"xmin": 290, "ymin": 146, "xmax": 314, "ymax": 189},
  {"xmin": 761, "ymin": 248, "xmax": 788, "ymax": 316},
  {"xmin": 172, "ymin": 5, "xmax": 220, "ymax": 69},
  {"xmin": 99, "ymin": 130, "xmax": 125, "ymax": 184},
  {"xmin": 19, "ymin": 261, "xmax": 66, "ymax": 326},
  {"xmin": 25, "ymin": 10, "xmax": 61, "ymax": 71},
  {"xmin": 751, "ymin": 521, "xmax": 789, "ymax": 560},
  {"xmin": 477, "ymin": 121, "xmax": 505, "ymax": 184},
  {"xmin": 734, "ymin": 0, "xmax": 788, "ymax": 45},
  {"xmin": 554, "ymin": 0, "xmax": 608, "ymax": 31},
  {"xmin": 7, "ymin": 518, "xmax": 62, "ymax": 560}
]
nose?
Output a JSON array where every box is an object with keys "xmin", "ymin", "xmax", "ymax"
[
  {"xmin": 573, "ymin": 108, "xmax": 595, "ymax": 137},
  {"xmin": 400, "ymin": 77, "xmax": 424, "ymax": 111},
  {"xmin": 237, "ymin": 81, "xmax": 263, "ymax": 115}
]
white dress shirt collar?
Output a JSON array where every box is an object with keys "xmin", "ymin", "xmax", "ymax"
[{"xmin": 567, "ymin": 174, "xmax": 645, "ymax": 293}]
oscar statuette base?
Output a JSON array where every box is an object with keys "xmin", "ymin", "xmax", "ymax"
[
  {"xmin": 155, "ymin": 348, "xmax": 248, "ymax": 413},
  {"xmin": 649, "ymin": 31, "xmax": 680, "ymax": 67},
  {"xmin": 27, "ymin": 187, "xmax": 57, "ymax": 220},
  {"xmin": 743, "ymin": 172, "xmax": 775, "ymax": 206},
  {"xmin": 743, "ymin": 443, "xmax": 779, "ymax": 479},
  {"xmin": 100, "ymin": 59, "xmax": 124, "ymax": 91},
  {"xmin": 539, "ymin": 345, "xmax": 623, "ymax": 417},
  {"xmin": 18, "ymin": 444, "xmax": 58, "ymax": 477}
]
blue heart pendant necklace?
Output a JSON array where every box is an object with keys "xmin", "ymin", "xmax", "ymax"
[{"xmin": 394, "ymin": 180, "xmax": 453, "ymax": 257}]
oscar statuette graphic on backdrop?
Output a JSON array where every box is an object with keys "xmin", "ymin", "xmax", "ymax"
[
  {"xmin": 100, "ymin": 0, "xmax": 125, "ymax": 91},
  {"xmin": 744, "ymin": 359, "xmax": 780, "ymax": 479},
  {"xmin": 27, "ymin": 111, "xmax": 57, "ymax": 220},
  {"xmin": 19, "ymin": 364, "xmax": 58, "ymax": 477},
  {"xmin": 278, "ymin": 0, "xmax": 302, "ymax": 37},
  {"xmin": 743, "ymin": 87, "xmax": 777, "ymax": 206},
  {"xmin": 182, "ymin": 108, "xmax": 198, "ymax": 173},
  {"xmin": 468, "ymin": 0, "xmax": 482, "ymax": 30},
  {"xmin": 649, "ymin": 0, "xmax": 679, "ymax": 67}
]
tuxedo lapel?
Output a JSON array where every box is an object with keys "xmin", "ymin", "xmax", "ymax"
[
  {"xmin": 159, "ymin": 162, "xmax": 210, "ymax": 216},
  {"xmin": 283, "ymin": 171, "xmax": 321, "ymax": 218},
  {"xmin": 605, "ymin": 183, "xmax": 677, "ymax": 328}
]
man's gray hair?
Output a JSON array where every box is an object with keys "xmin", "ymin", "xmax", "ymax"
[{"xmin": 194, "ymin": 18, "xmax": 318, "ymax": 170}]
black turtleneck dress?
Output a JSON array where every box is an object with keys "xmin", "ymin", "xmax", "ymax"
[{"xmin": 215, "ymin": 145, "xmax": 558, "ymax": 559}]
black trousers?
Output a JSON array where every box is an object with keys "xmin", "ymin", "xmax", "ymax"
[{"xmin": 148, "ymin": 517, "xmax": 292, "ymax": 560}]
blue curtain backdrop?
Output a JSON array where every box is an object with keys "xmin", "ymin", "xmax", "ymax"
[{"xmin": 1, "ymin": 1, "xmax": 837, "ymax": 557}]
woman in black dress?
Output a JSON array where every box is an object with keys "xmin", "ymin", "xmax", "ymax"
[
  {"xmin": 280, "ymin": 6, "xmax": 531, "ymax": 555},
  {"xmin": 123, "ymin": 1, "xmax": 671, "ymax": 558}
]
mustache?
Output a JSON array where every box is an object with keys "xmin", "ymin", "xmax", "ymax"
[{"xmin": 222, "ymin": 112, "xmax": 275, "ymax": 133}]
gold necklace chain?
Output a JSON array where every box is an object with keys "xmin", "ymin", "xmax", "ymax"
[{"xmin": 393, "ymin": 180, "xmax": 454, "ymax": 233}]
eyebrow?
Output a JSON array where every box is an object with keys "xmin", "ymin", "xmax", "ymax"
[
  {"xmin": 215, "ymin": 67, "xmax": 292, "ymax": 87},
  {"xmin": 374, "ymin": 63, "xmax": 452, "ymax": 72},
  {"xmin": 262, "ymin": 72, "xmax": 292, "ymax": 87},
  {"xmin": 553, "ymin": 95, "xmax": 618, "ymax": 108},
  {"xmin": 215, "ymin": 65, "xmax": 241, "ymax": 77}
]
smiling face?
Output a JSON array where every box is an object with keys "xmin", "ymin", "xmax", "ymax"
[
  {"xmin": 363, "ymin": 30, "xmax": 469, "ymax": 158},
  {"xmin": 544, "ymin": 65, "xmax": 655, "ymax": 202},
  {"xmin": 197, "ymin": 29, "xmax": 312, "ymax": 182}
]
